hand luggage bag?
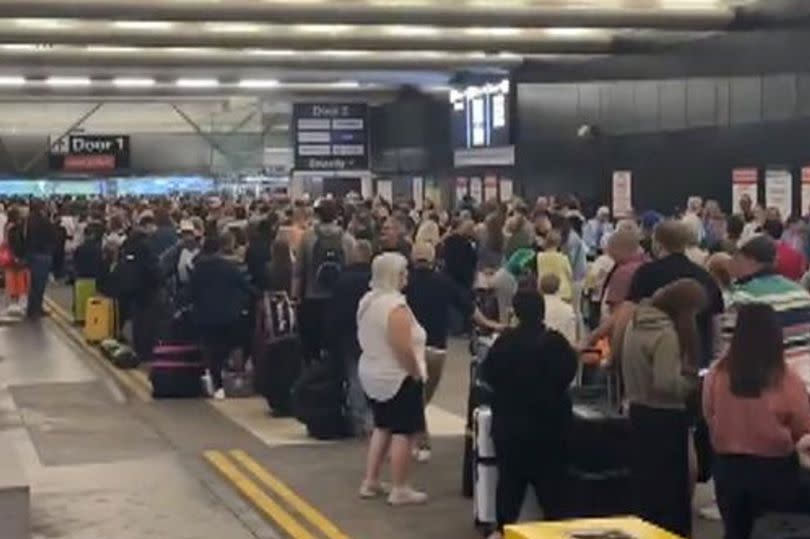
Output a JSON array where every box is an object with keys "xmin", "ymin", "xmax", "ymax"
[
  {"xmin": 254, "ymin": 294, "xmax": 303, "ymax": 415},
  {"xmin": 565, "ymin": 402, "xmax": 632, "ymax": 518},
  {"xmin": 150, "ymin": 344, "xmax": 205, "ymax": 399},
  {"xmin": 84, "ymin": 296, "xmax": 116, "ymax": 343},
  {"xmin": 73, "ymin": 278, "xmax": 96, "ymax": 323},
  {"xmin": 463, "ymin": 332, "xmax": 496, "ymax": 498},
  {"xmin": 291, "ymin": 360, "xmax": 349, "ymax": 440},
  {"xmin": 473, "ymin": 405, "xmax": 497, "ymax": 532},
  {"xmin": 110, "ymin": 344, "xmax": 139, "ymax": 370}
]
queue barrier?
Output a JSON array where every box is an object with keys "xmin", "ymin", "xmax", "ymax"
[{"xmin": 504, "ymin": 517, "xmax": 683, "ymax": 539}]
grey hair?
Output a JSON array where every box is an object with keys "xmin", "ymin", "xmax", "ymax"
[{"xmin": 370, "ymin": 252, "xmax": 408, "ymax": 292}]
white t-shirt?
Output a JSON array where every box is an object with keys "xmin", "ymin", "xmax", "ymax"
[
  {"xmin": 357, "ymin": 290, "xmax": 427, "ymax": 402},
  {"xmin": 543, "ymin": 294, "xmax": 577, "ymax": 346}
]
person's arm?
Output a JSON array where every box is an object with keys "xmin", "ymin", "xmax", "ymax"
[
  {"xmin": 549, "ymin": 333, "xmax": 579, "ymax": 391},
  {"xmin": 586, "ymin": 300, "xmax": 634, "ymax": 348},
  {"xmin": 702, "ymin": 369, "xmax": 715, "ymax": 425},
  {"xmin": 387, "ymin": 306, "xmax": 422, "ymax": 380},
  {"xmin": 786, "ymin": 374, "xmax": 810, "ymax": 443}
]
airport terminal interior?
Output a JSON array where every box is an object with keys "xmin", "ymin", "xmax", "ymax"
[{"xmin": 3, "ymin": 1, "xmax": 810, "ymax": 539}]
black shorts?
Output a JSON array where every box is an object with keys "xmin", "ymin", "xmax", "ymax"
[{"xmin": 368, "ymin": 378, "xmax": 426, "ymax": 435}]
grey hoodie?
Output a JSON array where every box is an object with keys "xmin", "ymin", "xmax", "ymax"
[{"xmin": 621, "ymin": 301, "xmax": 697, "ymax": 410}]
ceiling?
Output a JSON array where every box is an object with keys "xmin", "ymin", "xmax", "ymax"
[{"xmin": 0, "ymin": 0, "xmax": 799, "ymax": 98}]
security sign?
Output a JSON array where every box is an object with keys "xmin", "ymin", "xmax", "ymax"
[
  {"xmin": 50, "ymin": 134, "xmax": 130, "ymax": 172},
  {"xmin": 293, "ymin": 103, "xmax": 368, "ymax": 171}
]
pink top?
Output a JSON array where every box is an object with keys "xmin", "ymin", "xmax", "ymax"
[{"xmin": 703, "ymin": 365, "xmax": 810, "ymax": 457}]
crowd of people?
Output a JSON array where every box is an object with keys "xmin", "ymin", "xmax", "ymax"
[{"xmin": 2, "ymin": 190, "xmax": 810, "ymax": 538}]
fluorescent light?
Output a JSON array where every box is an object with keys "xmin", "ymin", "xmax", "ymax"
[
  {"xmin": 176, "ymin": 78, "xmax": 219, "ymax": 88},
  {"xmin": 204, "ymin": 22, "xmax": 263, "ymax": 33},
  {"xmin": 295, "ymin": 24, "xmax": 351, "ymax": 34},
  {"xmin": 13, "ymin": 18, "xmax": 74, "ymax": 29},
  {"xmin": 329, "ymin": 81, "xmax": 360, "ymax": 89},
  {"xmin": 46, "ymin": 76, "xmax": 92, "ymax": 87},
  {"xmin": 383, "ymin": 25, "xmax": 440, "ymax": 36},
  {"xmin": 464, "ymin": 27, "xmax": 522, "ymax": 36},
  {"xmin": 0, "ymin": 77, "xmax": 26, "ymax": 87},
  {"xmin": 544, "ymin": 28, "xmax": 600, "ymax": 38},
  {"xmin": 319, "ymin": 50, "xmax": 372, "ymax": 57},
  {"xmin": 86, "ymin": 45, "xmax": 139, "ymax": 53},
  {"xmin": 244, "ymin": 49, "xmax": 296, "ymax": 56},
  {"xmin": 0, "ymin": 44, "xmax": 39, "ymax": 52},
  {"xmin": 238, "ymin": 79, "xmax": 280, "ymax": 89},
  {"xmin": 113, "ymin": 21, "xmax": 175, "ymax": 30},
  {"xmin": 113, "ymin": 77, "xmax": 155, "ymax": 88}
]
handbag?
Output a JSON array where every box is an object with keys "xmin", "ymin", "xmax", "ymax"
[{"xmin": 0, "ymin": 243, "xmax": 13, "ymax": 269}]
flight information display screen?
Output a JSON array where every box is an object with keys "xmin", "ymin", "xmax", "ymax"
[{"xmin": 450, "ymin": 79, "xmax": 511, "ymax": 150}]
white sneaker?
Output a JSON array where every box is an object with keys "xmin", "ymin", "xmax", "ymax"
[
  {"xmin": 414, "ymin": 448, "xmax": 431, "ymax": 463},
  {"xmin": 213, "ymin": 388, "xmax": 226, "ymax": 401},
  {"xmin": 387, "ymin": 486, "xmax": 428, "ymax": 506}
]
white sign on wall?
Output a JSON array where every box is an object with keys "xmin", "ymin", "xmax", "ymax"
[
  {"xmin": 499, "ymin": 178, "xmax": 514, "ymax": 203},
  {"xmin": 412, "ymin": 176, "xmax": 424, "ymax": 209},
  {"xmin": 455, "ymin": 177, "xmax": 468, "ymax": 203},
  {"xmin": 801, "ymin": 168, "xmax": 810, "ymax": 217},
  {"xmin": 484, "ymin": 175, "xmax": 498, "ymax": 202},
  {"xmin": 611, "ymin": 170, "xmax": 633, "ymax": 218},
  {"xmin": 376, "ymin": 179, "xmax": 393, "ymax": 203},
  {"xmin": 765, "ymin": 168, "xmax": 793, "ymax": 220}
]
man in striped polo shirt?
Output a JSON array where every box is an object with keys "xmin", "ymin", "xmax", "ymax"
[{"xmin": 724, "ymin": 235, "xmax": 810, "ymax": 388}]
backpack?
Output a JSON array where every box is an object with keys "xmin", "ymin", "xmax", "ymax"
[
  {"xmin": 110, "ymin": 250, "xmax": 142, "ymax": 300},
  {"xmin": 312, "ymin": 228, "xmax": 345, "ymax": 291}
]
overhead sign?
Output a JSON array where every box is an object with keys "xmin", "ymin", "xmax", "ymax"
[
  {"xmin": 450, "ymin": 78, "xmax": 511, "ymax": 150},
  {"xmin": 293, "ymin": 103, "xmax": 368, "ymax": 171},
  {"xmin": 50, "ymin": 134, "xmax": 130, "ymax": 172},
  {"xmin": 765, "ymin": 168, "xmax": 793, "ymax": 221}
]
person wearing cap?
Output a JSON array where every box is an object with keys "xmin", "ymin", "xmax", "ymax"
[
  {"xmin": 724, "ymin": 234, "xmax": 810, "ymax": 388},
  {"xmin": 583, "ymin": 206, "xmax": 615, "ymax": 255},
  {"xmin": 405, "ymin": 241, "xmax": 501, "ymax": 461},
  {"xmin": 159, "ymin": 219, "xmax": 203, "ymax": 300}
]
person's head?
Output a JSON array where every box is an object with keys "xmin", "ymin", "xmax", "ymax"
[
  {"xmin": 534, "ymin": 213, "xmax": 552, "ymax": 236},
  {"xmin": 595, "ymin": 206, "xmax": 611, "ymax": 223},
  {"xmin": 727, "ymin": 214, "xmax": 744, "ymax": 240},
  {"xmin": 352, "ymin": 239, "xmax": 374, "ymax": 265},
  {"xmin": 179, "ymin": 219, "xmax": 196, "ymax": 241},
  {"xmin": 370, "ymin": 252, "xmax": 409, "ymax": 292},
  {"xmin": 202, "ymin": 233, "xmax": 222, "ymax": 255},
  {"xmin": 652, "ymin": 278, "xmax": 708, "ymax": 367},
  {"xmin": 706, "ymin": 252, "xmax": 733, "ymax": 290},
  {"xmin": 753, "ymin": 204, "xmax": 766, "ymax": 224},
  {"xmin": 765, "ymin": 206, "xmax": 782, "ymax": 222},
  {"xmin": 539, "ymin": 273, "xmax": 561, "ymax": 296},
  {"xmin": 381, "ymin": 217, "xmax": 402, "ymax": 246},
  {"xmin": 512, "ymin": 287, "xmax": 545, "ymax": 328},
  {"xmin": 315, "ymin": 199, "xmax": 338, "ymax": 224},
  {"xmin": 732, "ymin": 235, "xmax": 776, "ymax": 280},
  {"xmin": 652, "ymin": 220, "xmax": 689, "ymax": 258},
  {"xmin": 154, "ymin": 207, "xmax": 172, "ymax": 228},
  {"xmin": 739, "ymin": 194, "xmax": 753, "ymax": 214},
  {"xmin": 139, "ymin": 214, "xmax": 157, "ymax": 235},
  {"xmin": 484, "ymin": 212, "xmax": 505, "ymax": 251},
  {"xmin": 686, "ymin": 196, "xmax": 703, "ymax": 214},
  {"xmin": 606, "ymin": 228, "xmax": 640, "ymax": 264},
  {"xmin": 724, "ymin": 303, "xmax": 785, "ymax": 398},
  {"xmin": 704, "ymin": 200, "xmax": 721, "ymax": 220},
  {"xmin": 534, "ymin": 196, "xmax": 549, "ymax": 214},
  {"xmin": 762, "ymin": 218, "xmax": 784, "ymax": 241},
  {"xmin": 411, "ymin": 241, "xmax": 436, "ymax": 269},
  {"xmin": 457, "ymin": 218, "xmax": 476, "ymax": 238},
  {"xmin": 221, "ymin": 230, "xmax": 237, "ymax": 254},
  {"xmin": 415, "ymin": 219, "xmax": 440, "ymax": 246},
  {"xmin": 505, "ymin": 248, "xmax": 536, "ymax": 278},
  {"xmin": 545, "ymin": 229, "xmax": 562, "ymax": 250}
]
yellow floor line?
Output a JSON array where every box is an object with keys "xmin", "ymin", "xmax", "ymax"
[
  {"xmin": 230, "ymin": 449, "xmax": 353, "ymax": 539},
  {"xmin": 203, "ymin": 450, "xmax": 318, "ymax": 539},
  {"xmin": 44, "ymin": 296, "xmax": 152, "ymax": 402}
]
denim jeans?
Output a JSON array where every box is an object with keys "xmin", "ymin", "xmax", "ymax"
[{"xmin": 26, "ymin": 254, "xmax": 51, "ymax": 317}]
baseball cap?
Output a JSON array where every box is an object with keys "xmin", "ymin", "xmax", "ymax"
[
  {"xmin": 411, "ymin": 242, "xmax": 436, "ymax": 264},
  {"xmin": 738, "ymin": 234, "xmax": 777, "ymax": 265},
  {"xmin": 179, "ymin": 220, "xmax": 195, "ymax": 233},
  {"xmin": 506, "ymin": 248, "xmax": 536, "ymax": 277}
]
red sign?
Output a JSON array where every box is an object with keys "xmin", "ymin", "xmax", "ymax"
[
  {"xmin": 63, "ymin": 154, "xmax": 116, "ymax": 171},
  {"xmin": 733, "ymin": 168, "xmax": 758, "ymax": 185}
]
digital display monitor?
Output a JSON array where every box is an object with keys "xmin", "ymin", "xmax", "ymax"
[{"xmin": 450, "ymin": 79, "xmax": 511, "ymax": 150}]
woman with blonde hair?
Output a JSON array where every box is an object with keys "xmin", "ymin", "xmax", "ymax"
[
  {"xmin": 536, "ymin": 230, "xmax": 574, "ymax": 302},
  {"xmin": 358, "ymin": 252, "xmax": 428, "ymax": 505},
  {"xmin": 415, "ymin": 216, "xmax": 441, "ymax": 247}
]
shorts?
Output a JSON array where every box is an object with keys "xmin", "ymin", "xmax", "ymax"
[{"xmin": 368, "ymin": 377, "xmax": 426, "ymax": 435}]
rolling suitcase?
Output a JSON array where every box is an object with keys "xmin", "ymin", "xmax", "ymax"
[
  {"xmin": 150, "ymin": 344, "xmax": 205, "ymax": 399},
  {"xmin": 473, "ymin": 405, "xmax": 497, "ymax": 532},
  {"xmin": 463, "ymin": 332, "xmax": 496, "ymax": 497},
  {"xmin": 254, "ymin": 294, "xmax": 303, "ymax": 416},
  {"xmin": 84, "ymin": 296, "xmax": 116, "ymax": 343},
  {"xmin": 73, "ymin": 278, "xmax": 96, "ymax": 323}
]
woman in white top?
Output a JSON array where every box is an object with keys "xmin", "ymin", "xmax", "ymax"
[{"xmin": 357, "ymin": 252, "xmax": 429, "ymax": 506}]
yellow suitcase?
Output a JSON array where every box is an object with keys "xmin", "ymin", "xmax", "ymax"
[
  {"xmin": 83, "ymin": 296, "xmax": 116, "ymax": 343},
  {"xmin": 505, "ymin": 517, "xmax": 684, "ymax": 539}
]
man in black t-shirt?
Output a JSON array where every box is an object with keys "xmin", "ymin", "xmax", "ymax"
[{"xmin": 625, "ymin": 220, "xmax": 724, "ymax": 367}]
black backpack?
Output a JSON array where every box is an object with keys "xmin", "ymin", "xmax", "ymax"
[
  {"xmin": 312, "ymin": 229, "xmax": 345, "ymax": 291},
  {"xmin": 291, "ymin": 360, "xmax": 350, "ymax": 440},
  {"xmin": 110, "ymin": 250, "xmax": 142, "ymax": 300}
]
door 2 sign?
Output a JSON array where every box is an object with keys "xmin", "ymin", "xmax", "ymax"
[
  {"xmin": 293, "ymin": 103, "xmax": 369, "ymax": 171},
  {"xmin": 50, "ymin": 134, "xmax": 130, "ymax": 172}
]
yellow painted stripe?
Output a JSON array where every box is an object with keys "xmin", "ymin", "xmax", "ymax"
[
  {"xmin": 203, "ymin": 450, "xmax": 317, "ymax": 539},
  {"xmin": 230, "ymin": 449, "xmax": 353, "ymax": 539},
  {"xmin": 44, "ymin": 296, "xmax": 152, "ymax": 402}
]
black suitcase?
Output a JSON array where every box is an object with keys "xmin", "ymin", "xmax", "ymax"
[
  {"xmin": 753, "ymin": 514, "xmax": 810, "ymax": 539},
  {"xmin": 150, "ymin": 344, "xmax": 205, "ymax": 399},
  {"xmin": 291, "ymin": 360, "xmax": 349, "ymax": 440},
  {"xmin": 565, "ymin": 402, "xmax": 632, "ymax": 517},
  {"xmin": 254, "ymin": 296, "xmax": 303, "ymax": 417}
]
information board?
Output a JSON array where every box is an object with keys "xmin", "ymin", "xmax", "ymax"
[
  {"xmin": 765, "ymin": 168, "xmax": 793, "ymax": 220},
  {"xmin": 732, "ymin": 168, "xmax": 759, "ymax": 213},
  {"xmin": 293, "ymin": 103, "xmax": 368, "ymax": 171}
]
